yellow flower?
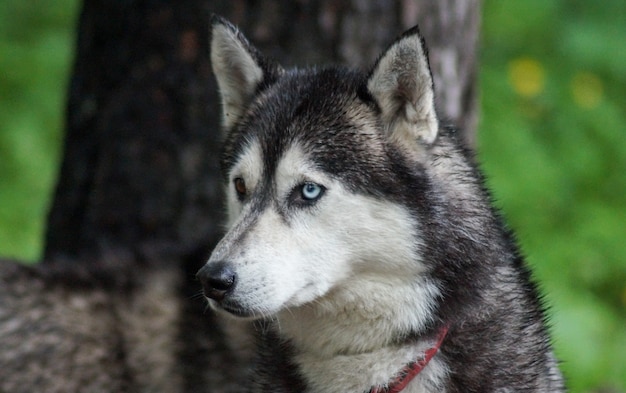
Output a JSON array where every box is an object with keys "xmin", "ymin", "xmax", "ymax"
[{"xmin": 508, "ymin": 57, "xmax": 546, "ymax": 98}]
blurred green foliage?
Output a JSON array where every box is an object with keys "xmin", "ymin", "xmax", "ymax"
[
  {"xmin": 0, "ymin": 0, "xmax": 78, "ymax": 261},
  {"xmin": 0, "ymin": 0, "xmax": 623, "ymax": 391},
  {"xmin": 481, "ymin": 0, "xmax": 626, "ymax": 391}
]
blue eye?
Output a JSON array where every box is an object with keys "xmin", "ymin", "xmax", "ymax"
[{"xmin": 301, "ymin": 182, "xmax": 324, "ymax": 201}]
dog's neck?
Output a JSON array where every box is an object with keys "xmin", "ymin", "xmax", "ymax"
[
  {"xmin": 273, "ymin": 278, "xmax": 448, "ymax": 392},
  {"xmin": 274, "ymin": 316, "xmax": 449, "ymax": 393},
  {"xmin": 367, "ymin": 325, "xmax": 448, "ymax": 393},
  {"xmin": 278, "ymin": 276, "xmax": 440, "ymax": 355}
]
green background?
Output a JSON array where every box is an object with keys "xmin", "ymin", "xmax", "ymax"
[{"xmin": 0, "ymin": 1, "xmax": 624, "ymax": 391}]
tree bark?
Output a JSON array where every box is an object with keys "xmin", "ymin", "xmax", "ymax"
[
  {"xmin": 400, "ymin": 0, "xmax": 481, "ymax": 145},
  {"xmin": 45, "ymin": 0, "xmax": 227, "ymax": 261}
]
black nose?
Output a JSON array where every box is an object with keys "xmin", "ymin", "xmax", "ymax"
[{"xmin": 196, "ymin": 261, "xmax": 236, "ymax": 301}]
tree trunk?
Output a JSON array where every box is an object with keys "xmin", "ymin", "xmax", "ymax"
[
  {"xmin": 44, "ymin": 0, "xmax": 228, "ymax": 261},
  {"xmin": 45, "ymin": 0, "xmax": 480, "ymax": 262},
  {"xmin": 40, "ymin": 0, "xmax": 480, "ymax": 390}
]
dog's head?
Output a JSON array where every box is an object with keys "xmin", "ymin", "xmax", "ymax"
[{"xmin": 197, "ymin": 16, "xmax": 441, "ymax": 320}]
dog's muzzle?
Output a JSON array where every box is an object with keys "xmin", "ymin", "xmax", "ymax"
[{"xmin": 196, "ymin": 261, "xmax": 236, "ymax": 301}]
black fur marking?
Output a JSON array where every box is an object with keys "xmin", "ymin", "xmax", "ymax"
[{"xmin": 222, "ymin": 66, "xmax": 428, "ymax": 209}]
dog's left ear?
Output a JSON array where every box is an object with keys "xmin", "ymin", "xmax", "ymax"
[{"xmin": 367, "ymin": 27, "xmax": 438, "ymax": 146}]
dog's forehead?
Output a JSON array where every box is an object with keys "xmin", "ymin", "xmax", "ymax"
[{"xmin": 224, "ymin": 67, "xmax": 389, "ymax": 178}]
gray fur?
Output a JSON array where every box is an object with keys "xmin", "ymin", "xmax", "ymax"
[
  {"xmin": 198, "ymin": 16, "xmax": 565, "ymax": 393},
  {"xmin": 0, "ymin": 253, "xmax": 247, "ymax": 393},
  {"xmin": 0, "ymin": 256, "xmax": 179, "ymax": 392}
]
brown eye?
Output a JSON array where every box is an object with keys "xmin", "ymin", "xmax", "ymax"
[{"xmin": 234, "ymin": 177, "xmax": 247, "ymax": 198}]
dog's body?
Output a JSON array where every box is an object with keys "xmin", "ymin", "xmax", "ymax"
[
  {"xmin": 0, "ymin": 256, "xmax": 181, "ymax": 392},
  {"xmin": 197, "ymin": 16, "xmax": 565, "ymax": 392},
  {"xmin": 0, "ymin": 254, "xmax": 249, "ymax": 393}
]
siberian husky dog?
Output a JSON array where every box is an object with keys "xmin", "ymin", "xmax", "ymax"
[{"xmin": 197, "ymin": 15, "xmax": 565, "ymax": 393}]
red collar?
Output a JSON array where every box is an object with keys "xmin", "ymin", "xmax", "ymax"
[{"xmin": 368, "ymin": 325, "xmax": 449, "ymax": 393}]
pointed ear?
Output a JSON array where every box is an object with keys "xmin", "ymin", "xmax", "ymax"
[
  {"xmin": 367, "ymin": 27, "xmax": 439, "ymax": 146},
  {"xmin": 210, "ymin": 15, "xmax": 283, "ymax": 131}
]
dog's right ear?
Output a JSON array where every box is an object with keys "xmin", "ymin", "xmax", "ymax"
[
  {"xmin": 210, "ymin": 15, "xmax": 283, "ymax": 131},
  {"xmin": 367, "ymin": 26, "xmax": 439, "ymax": 147}
]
